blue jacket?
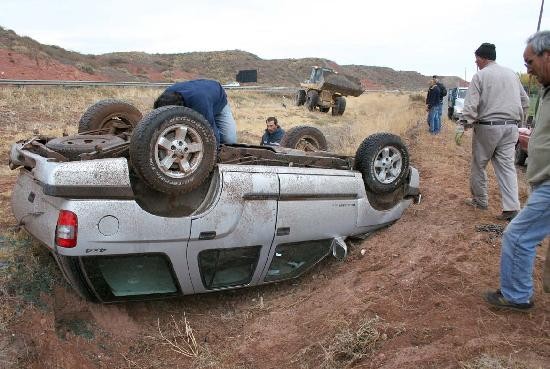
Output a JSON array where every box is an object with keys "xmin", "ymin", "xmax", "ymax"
[
  {"xmin": 261, "ymin": 127, "xmax": 285, "ymax": 146},
  {"xmin": 426, "ymin": 84, "xmax": 441, "ymax": 109},
  {"xmin": 165, "ymin": 79, "xmax": 228, "ymax": 143}
]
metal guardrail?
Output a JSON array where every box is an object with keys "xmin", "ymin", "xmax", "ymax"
[{"xmin": 0, "ymin": 79, "xmax": 297, "ymax": 93}]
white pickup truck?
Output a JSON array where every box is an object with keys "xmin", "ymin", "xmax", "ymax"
[{"xmin": 9, "ymin": 100, "xmax": 420, "ymax": 303}]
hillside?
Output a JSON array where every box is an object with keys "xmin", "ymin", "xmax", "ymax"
[{"xmin": 0, "ymin": 26, "xmax": 467, "ymax": 90}]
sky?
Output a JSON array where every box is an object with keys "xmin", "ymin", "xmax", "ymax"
[{"xmin": 0, "ymin": 0, "xmax": 548, "ymax": 82}]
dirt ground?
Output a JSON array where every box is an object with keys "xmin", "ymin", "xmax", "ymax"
[{"xmin": 1, "ymin": 115, "xmax": 549, "ymax": 368}]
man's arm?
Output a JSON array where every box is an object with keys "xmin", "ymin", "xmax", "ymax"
[{"xmin": 462, "ymin": 74, "xmax": 481, "ymax": 124}]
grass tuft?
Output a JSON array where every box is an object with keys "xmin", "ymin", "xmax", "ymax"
[{"xmin": 459, "ymin": 354, "xmax": 544, "ymax": 369}]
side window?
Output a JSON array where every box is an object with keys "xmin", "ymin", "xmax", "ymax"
[
  {"xmin": 81, "ymin": 254, "xmax": 179, "ymax": 302},
  {"xmin": 265, "ymin": 239, "xmax": 332, "ymax": 282},
  {"xmin": 199, "ymin": 246, "xmax": 261, "ymax": 289}
]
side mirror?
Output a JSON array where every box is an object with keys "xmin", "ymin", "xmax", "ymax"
[{"xmin": 331, "ymin": 237, "xmax": 348, "ymax": 260}]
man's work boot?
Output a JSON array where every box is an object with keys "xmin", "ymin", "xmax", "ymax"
[
  {"xmin": 464, "ymin": 198, "xmax": 488, "ymax": 210},
  {"xmin": 483, "ymin": 289, "xmax": 533, "ymax": 312},
  {"xmin": 496, "ymin": 211, "xmax": 518, "ymax": 221}
]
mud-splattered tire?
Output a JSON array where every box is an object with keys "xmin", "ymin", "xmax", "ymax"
[
  {"xmin": 515, "ymin": 143, "xmax": 527, "ymax": 166},
  {"xmin": 78, "ymin": 99, "xmax": 142, "ymax": 135},
  {"xmin": 129, "ymin": 106, "xmax": 216, "ymax": 194},
  {"xmin": 305, "ymin": 90, "xmax": 319, "ymax": 111},
  {"xmin": 294, "ymin": 90, "xmax": 306, "ymax": 106},
  {"xmin": 332, "ymin": 96, "xmax": 346, "ymax": 116},
  {"xmin": 45, "ymin": 135, "xmax": 126, "ymax": 160},
  {"xmin": 280, "ymin": 125, "xmax": 328, "ymax": 151},
  {"xmin": 354, "ymin": 133, "xmax": 409, "ymax": 194}
]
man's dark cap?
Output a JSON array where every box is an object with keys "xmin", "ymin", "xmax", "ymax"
[{"xmin": 475, "ymin": 43, "xmax": 496, "ymax": 61}]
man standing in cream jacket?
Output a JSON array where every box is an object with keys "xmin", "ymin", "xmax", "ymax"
[{"xmin": 462, "ymin": 43, "xmax": 530, "ymax": 221}]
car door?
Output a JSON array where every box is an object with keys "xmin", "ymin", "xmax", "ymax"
[
  {"xmin": 259, "ymin": 170, "xmax": 360, "ymax": 283},
  {"xmin": 186, "ymin": 168, "xmax": 279, "ymax": 293}
]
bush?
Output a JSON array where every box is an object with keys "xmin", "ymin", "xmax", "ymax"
[{"xmin": 76, "ymin": 63, "xmax": 95, "ymax": 74}]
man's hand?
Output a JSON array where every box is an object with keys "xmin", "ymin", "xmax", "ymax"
[
  {"xmin": 455, "ymin": 124, "xmax": 465, "ymax": 146},
  {"xmin": 458, "ymin": 119, "xmax": 473, "ymax": 131}
]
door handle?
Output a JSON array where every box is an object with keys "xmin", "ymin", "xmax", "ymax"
[
  {"xmin": 276, "ymin": 227, "xmax": 290, "ymax": 236},
  {"xmin": 199, "ymin": 231, "xmax": 216, "ymax": 240}
]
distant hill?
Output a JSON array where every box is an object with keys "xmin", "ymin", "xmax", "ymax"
[{"xmin": 0, "ymin": 26, "xmax": 467, "ymax": 90}]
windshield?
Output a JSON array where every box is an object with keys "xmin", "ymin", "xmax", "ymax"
[{"xmin": 458, "ymin": 89, "xmax": 468, "ymax": 99}]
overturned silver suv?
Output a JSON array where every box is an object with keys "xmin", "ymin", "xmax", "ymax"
[{"xmin": 9, "ymin": 100, "xmax": 420, "ymax": 303}]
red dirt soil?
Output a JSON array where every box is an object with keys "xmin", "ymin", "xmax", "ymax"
[
  {"xmin": 2, "ymin": 122, "xmax": 549, "ymax": 369},
  {"xmin": 0, "ymin": 49, "xmax": 104, "ymax": 81}
]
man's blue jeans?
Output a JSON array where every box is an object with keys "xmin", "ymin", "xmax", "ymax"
[
  {"xmin": 215, "ymin": 104, "xmax": 237, "ymax": 144},
  {"xmin": 427, "ymin": 106, "xmax": 439, "ymax": 133},
  {"xmin": 437, "ymin": 103, "xmax": 443, "ymax": 129},
  {"xmin": 500, "ymin": 181, "xmax": 550, "ymax": 304}
]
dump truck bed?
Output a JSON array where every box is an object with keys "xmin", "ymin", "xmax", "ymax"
[{"xmin": 301, "ymin": 72, "xmax": 364, "ymax": 97}]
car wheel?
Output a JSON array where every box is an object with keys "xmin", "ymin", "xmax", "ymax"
[
  {"xmin": 129, "ymin": 106, "xmax": 216, "ymax": 194},
  {"xmin": 332, "ymin": 96, "xmax": 346, "ymax": 116},
  {"xmin": 294, "ymin": 90, "xmax": 306, "ymax": 106},
  {"xmin": 78, "ymin": 99, "xmax": 142, "ymax": 135},
  {"xmin": 354, "ymin": 133, "xmax": 409, "ymax": 194},
  {"xmin": 515, "ymin": 143, "xmax": 527, "ymax": 166},
  {"xmin": 305, "ymin": 90, "xmax": 319, "ymax": 111},
  {"xmin": 280, "ymin": 125, "xmax": 328, "ymax": 151},
  {"xmin": 45, "ymin": 135, "xmax": 126, "ymax": 160}
]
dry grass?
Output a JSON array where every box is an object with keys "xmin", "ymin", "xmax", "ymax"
[
  {"xmin": 459, "ymin": 354, "xmax": 546, "ymax": 369},
  {"xmin": 291, "ymin": 315, "xmax": 396, "ymax": 369},
  {"xmin": 149, "ymin": 315, "xmax": 199, "ymax": 358},
  {"xmin": 0, "ymin": 228, "xmax": 61, "ymax": 368},
  {"xmin": 0, "ymin": 86, "xmax": 424, "ymax": 160},
  {"xmin": 231, "ymin": 91, "xmax": 424, "ymax": 155},
  {"xmin": 319, "ymin": 316, "xmax": 386, "ymax": 368}
]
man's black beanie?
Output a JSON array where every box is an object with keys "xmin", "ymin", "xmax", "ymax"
[{"xmin": 475, "ymin": 43, "xmax": 496, "ymax": 61}]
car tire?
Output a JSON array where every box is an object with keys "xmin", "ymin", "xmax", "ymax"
[
  {"xmin": 515, "ymin": 143, "xmax": 527, "ymax": 166},
  {"xmin": 305, "ymin": 90, "xmax": 319, "ymax": 111},
  {"xmin": 280, "ymin": 125, "xmax": 328, "ymax": 151},
  {"xmin": 294, "ymin": 90, "xmax": 306, "ymax": 106},
  {"xmin": 45, "ymin": 135, "xmax": 126, "ymax": 160},
  {"xmin": 129, "ymin": 106, "xmax": 217, "ymax": 194},
  {"xmin": 354, "ymin": 133, "xmax": 409, "ymax": 194},
  {"xmin": 78, "ymin": 99, "xmax": 142, "ymax": 135},
  {"xmin": 332, "ymin": 96, "xmax": 346, "ymax": 116}
]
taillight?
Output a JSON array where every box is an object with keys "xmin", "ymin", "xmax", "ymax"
[{"xmin": 55, "ymin": 210, "xmax": 78, "ymax": 248}]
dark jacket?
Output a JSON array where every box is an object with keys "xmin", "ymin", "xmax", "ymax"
[
  {"xmin": 261, "ymin": 127, "xmax": 285, "ymax": 146},
  {"xmin": 426, "ymin": 85, "xmax": 441, "ymax": 109},
  {"xmin": 165, "ymin": 79, "xmax": 228, "ymax": 143},
  {"xmin": 436, "ymin": 82, "xmax": 446, "ymax": 103}
]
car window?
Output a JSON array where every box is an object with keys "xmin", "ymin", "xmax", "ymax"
[
  {"xmin": 199, "ymin": 246, "xmax": 261, "ymax": 289},
  {"xmin": 81, "ymin": 254, "xmax": 179, "ymax": 301},
  {"xmin": 264, "ymin": 239, "xmax": 332, "ymax": 282},
  {"xmin": 458, "ymin": 89, "xmax": 468, "ymax": 99}
]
